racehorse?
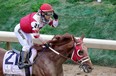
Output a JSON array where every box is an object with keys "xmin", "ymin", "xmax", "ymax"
[{"xmin": 0, "ymin": 33, "xmax": 93, "ymax": 76}]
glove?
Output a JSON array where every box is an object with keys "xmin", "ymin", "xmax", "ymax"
[
  {"xmin": 34, "ymin": 34, "xmax": 40, "ymax": 38},
  {"xmin": 53, "ymin": 12, "xmax": 58, "ymax": 20},
  {"xmin": 44, "ymin": 43, "xmax": 50, "ymax": 48}
]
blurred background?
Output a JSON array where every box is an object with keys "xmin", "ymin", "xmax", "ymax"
[{"xmin": 0, "ymin": 0, "xmax": 116, "ymax": 67}]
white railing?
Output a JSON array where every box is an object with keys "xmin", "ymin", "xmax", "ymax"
[{"xmin": 0, "ymin": 31, "xmax": 116, "ymax": 50}]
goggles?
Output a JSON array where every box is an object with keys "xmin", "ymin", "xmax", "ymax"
[{"xmin": 44, "ymin": 12, "xmax": 53, "ymax": 16}]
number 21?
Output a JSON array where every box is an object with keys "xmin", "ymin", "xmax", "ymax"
[{"xmin": 5, "ymin": 51, "xmax": 19, "ymax": 65}]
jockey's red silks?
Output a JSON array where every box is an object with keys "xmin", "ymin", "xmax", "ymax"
[{"xmin": 20, "ymin": 12, "xmax": 36, "ymax": 33}]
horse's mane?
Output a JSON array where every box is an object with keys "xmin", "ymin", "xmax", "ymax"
[{"xmin": 33, "ymin": 33, "xmax": 76, "ymax": 52}]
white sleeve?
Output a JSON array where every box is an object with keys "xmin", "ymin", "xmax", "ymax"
[{"xmin": 53, "ymin": 20, "xmax": 58, "ymax": 27}]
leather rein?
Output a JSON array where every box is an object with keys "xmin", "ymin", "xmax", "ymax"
[
  {"xmin": 47, "ymin": 35, "xmax": 90, "ymax": 64},
  {"xmin": 47, "ymin": 35, "xmax": 79, "ymax": 64}
]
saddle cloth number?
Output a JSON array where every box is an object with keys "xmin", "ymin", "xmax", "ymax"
[
  {"xmin": 3, "ymin": 51, "xmax": 26, "ymax": 76},
  {"xmin": 5, "ymin": 51, "xmax": 19, "ymax": 65}
]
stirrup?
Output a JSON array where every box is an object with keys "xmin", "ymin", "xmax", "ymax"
[{"xmin": 18, "ymin": 62, "xmax": 32, "ymax": 69}]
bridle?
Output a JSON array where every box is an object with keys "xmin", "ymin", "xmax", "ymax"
[
  {"xmin": 34, "ymin": 34, "xmax": 92, "ymax": 73},
  {"xmin": 34, "ymin": 35, "xmax": 93, "ymax": 73},
  {"xmin": 46, "ymin": 35, "xmax": 90, "ymax": 65}
]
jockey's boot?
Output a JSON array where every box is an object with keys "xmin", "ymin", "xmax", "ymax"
[{"xmin": 18, "ymin": 51, "xmax": 32, "ymax": 69}]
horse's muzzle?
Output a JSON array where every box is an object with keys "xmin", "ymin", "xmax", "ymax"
[{"xmin": 79, "ymin": 64, "xmax": 93, "ymax": 73}]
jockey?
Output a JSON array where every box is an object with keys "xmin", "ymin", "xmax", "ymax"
[{"xmin": 14, "ymin": 3, "xmax": 58, "ymax": 69}]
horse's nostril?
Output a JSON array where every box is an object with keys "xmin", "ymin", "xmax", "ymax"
[{"xmin": 80, "ymin": 64, "xmax": 93, "ymax": 73}]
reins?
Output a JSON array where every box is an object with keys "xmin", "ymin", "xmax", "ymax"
[
  {"xmin": 47, "ymin": 35, "xmax": 80, "ymax": 64},
  {"xmin": 35, "ymin": 34, "xmax": 89, "ymax": 65},
  {"xmin": 48, "ymin": 35, "xmax": 90, "ymax": 65},
  {"xmin": 36, "ymin": 35, "xmax": 76, "ymax": 62},
  {"xmin": 47, "ymin": 43, "xmax": 79, "ymax": 64}
]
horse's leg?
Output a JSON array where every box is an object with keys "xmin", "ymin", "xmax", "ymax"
[{"xmin": 0, "ymin": 48, "xmax": 6, "ymax": 75}]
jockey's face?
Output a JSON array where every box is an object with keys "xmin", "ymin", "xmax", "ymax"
[
  {"xmin": 44, "ymin": 15, "xmax": 51, "ymax": 20},
  {"xmin": 43, "ymin": 11, "xmax": 53, "ymax": 20}
]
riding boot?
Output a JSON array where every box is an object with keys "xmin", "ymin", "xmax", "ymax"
[{"xmin": 18, "ymin": 51, "xmax": 32, "ymax": 69}]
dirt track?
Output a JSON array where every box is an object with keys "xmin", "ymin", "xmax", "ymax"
[{"xmin": 63, "ymin": 64, "xmax": 116, "ymax": 76}]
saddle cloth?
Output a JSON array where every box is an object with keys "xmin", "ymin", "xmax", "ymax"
[{"xmin": 3, "ymin": 50, "xmax": 32, "ymax": 76}]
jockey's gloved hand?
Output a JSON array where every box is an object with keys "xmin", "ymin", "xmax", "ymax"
[
  {"xmin": 53, "ymin": 12, "xmax": 58, "ymax": 20},
  {"xmin": 44, "ymin": 43, "xmax": 50, "ymax": 48}
]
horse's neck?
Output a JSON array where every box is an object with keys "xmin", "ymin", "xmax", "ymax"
[
  {"xmin": 48, "ymin": 41, "xmax": 74, "ymax": 65},
  {"xmin": 47, "ymin": 51, "xmax": 67, "ymax": 65},
  {"xmin": 34, "ymin": 37, "xmax": 74, "ymax": 65},
  {"xmin": 33, "ymin": 52, "xmax": 65, "ymax": 76}
]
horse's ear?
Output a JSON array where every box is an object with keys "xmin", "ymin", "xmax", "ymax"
[
  {"xmin": 76, "ymin": 34, "xmax": 84, "ymax": 43},
  {"xmin": 80, "ymin": 34, "xmax": 84, "ymax": 41},
  {"xmin": 52, "ymin": 35, "xmax": 61, "ymax": 40}
]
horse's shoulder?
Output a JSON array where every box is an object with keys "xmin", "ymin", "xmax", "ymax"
[{"xmin": 0, "ymin": 48, "xmax": 7, "ymax": 52}]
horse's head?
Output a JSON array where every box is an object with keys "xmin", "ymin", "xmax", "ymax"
[
  {"xmin": 48, "ymin": 33, "xmax": 93, "ymax": 73},
  {"xmin": 34, "ymin": 33, "xmax": 93, "ymax": 73},
  {"xmin": 71, "ymin": 35, "xmax": 93, "ymax": 73}
]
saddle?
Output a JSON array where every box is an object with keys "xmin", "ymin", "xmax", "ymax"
[{"xmin": 3, "ymin": 49, "xmax": 32, "ymax": 76}]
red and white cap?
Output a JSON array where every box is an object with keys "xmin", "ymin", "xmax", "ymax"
[{"xmin": 40, "ymin": 3, "xmax": 54, "ymax": 12}]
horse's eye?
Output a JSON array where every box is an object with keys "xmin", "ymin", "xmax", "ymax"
[{"xmin": 78, "ymin": 50, "xmax": 84, "ymax": 55}]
